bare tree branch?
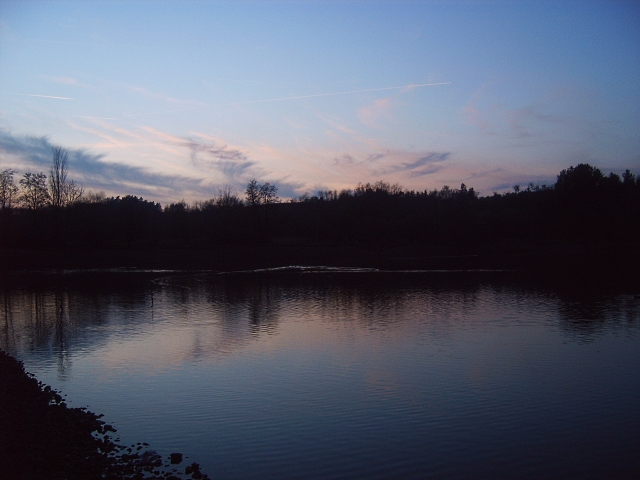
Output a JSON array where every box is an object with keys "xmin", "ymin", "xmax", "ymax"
[{"xmin": 49, "ymin": 146, "xmax": 84, "ymax": 207}]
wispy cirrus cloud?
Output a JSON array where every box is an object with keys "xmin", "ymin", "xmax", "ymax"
[
  {"xmin": 506, "ymin": 106, "xmax": 564, "ymax": 139},
  {"xmin": 328, "ymin": 146, "xmax": 451, "ymax": 183},
  {"xmin": 67, "ymin": 120, "xmax": 269, "ymax": 192},
  {"xmin": 317, "ymin": 114, "xmax": 357, "ymax": 136},
  {"xmin": 0, "ymin": 128, "xmax": 210, "ymax": 203},
  {"xmin": 48, "ymin": 76, "xmax": 81, "ymax": 86},
  {"xmin": 125, "ymin": 84, "xmax": 207, "ymax": 110},
  {"xmin": 365, "ymin": 152, "xmax": 386, "ymax": 163},
  {"xmin": 93, "ymin": 82, "xmax": 453, "ymax": 121},
  {"xmin": 40, "ymin": 75, "xmax": 91, "ymax": 88},
  {"xmin": 177, "ymin": 137, "xmax": 257, "ymax": 178},
  {"xmin": 333, "ymin": 153, "xmax": 356, "ymax": 166},
  {"xmin": 465, "ymin": 100, "xmax": 568, "ymax": 141},
  {"xmin": 386, "ymin": 152, "xmax": 451, "ymax": 177},
  {"xmin": 227, "ymin": 82, "xmax": 452, "ymax": 106},
  {"xmin": 358, "ymin": 98, "xmax": 394, "ymax": 129},
  {"xmin": 463, "ymin": 103, "xmax": 493, "ymax": 133},
  {"xmin": 464, "ymin": 83, "xmax": 571, "ymax": 143},
  {"xmin": 1, "ymin": 126, "xmax": 557, "ymax": 203},
  {"xmin": 179, "ymin": 138, "xmax": 247, "ymax": 163},
  {"xmin": 334, "ymin": 151, "xmax": 386, "ymax": 166},
  {"xmin": 0, "ymin": 129, "xmax": 55, "ymax": 166}
]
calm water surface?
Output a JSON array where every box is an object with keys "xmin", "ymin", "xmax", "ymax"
[{"xmin": 2, "ymin": 269, "xmax": 639, "ymax": 479}]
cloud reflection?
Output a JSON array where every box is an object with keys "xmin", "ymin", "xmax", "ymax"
[{"xmin": 3, "ymin": 271, "xmax": 636, "ymax": 378}]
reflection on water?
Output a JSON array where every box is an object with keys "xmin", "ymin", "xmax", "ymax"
[{"xmin": 2, "ymin": 270, "xmax": 640, "ymax": 479}]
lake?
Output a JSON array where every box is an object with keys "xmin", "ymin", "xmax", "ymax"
[{"xmin": 2, "ymin": 268, "xmax": 639, "ymax": 479}]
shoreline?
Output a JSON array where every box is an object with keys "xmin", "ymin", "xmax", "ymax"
[
  {"xmin": 0, "ymin": 349, "xmax": 208, "ymax": 480},
  {"xmin": 2, "ymin": 241, "xmax": 638, "ymax": 274}
]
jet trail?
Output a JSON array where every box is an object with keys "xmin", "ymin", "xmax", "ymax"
[
  {"xmin": 75, "ymin": 81, "xmax": 453, "ymax": 120},
  {"xmin": 10, "ymin": 93, "xmax": 73, "ymax": 100},
  {"xmin": 229, "ymin": 82, "xmax": 452, "ymax": 105}
]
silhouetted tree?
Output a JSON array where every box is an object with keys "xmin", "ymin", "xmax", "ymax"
[
  {"xmin": 622, "ymin": 169, "xmax": 636, "ymax": 186},
  {"xmin": 438, "ymin": 185, "xmax": 453, "ymax": 199},
  {"xmin": 19, "ymin": 172, "xmax": 49, "ymax": 210},
  {"xmin": 555, "ymin": 164, "xmax": 604, "ymax": 194},
  {"xmin": 49, "ymin": 147, "xmax": 83, "ymax": 208},
  {"xmin": 245, "ymin": 179, "xmax": 261, "ymax": 206},
  {"xmin": 216, "ymin": 184, "xmax": 242, "ymax": 207},
  {"xmin": 0, "ymin": 169, "xmax": 18, "ymax": 210},
  {"xmin": 259, "ymin": 182, "xmax": 279, "ymax": 204},
  {"xmin": 84, "ymin": 190, "xmax": 106, "ymax": 203}
]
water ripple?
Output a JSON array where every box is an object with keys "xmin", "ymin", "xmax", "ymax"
[{"xmin": 2, "ymin": 272, "xmax": 639, "ymax": 479}]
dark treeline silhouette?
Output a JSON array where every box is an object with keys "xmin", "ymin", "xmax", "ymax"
[{"xmin": 1, "ymin": 164, "xmax": 639, "ymax": 270}]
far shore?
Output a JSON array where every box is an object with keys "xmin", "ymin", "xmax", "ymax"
[{"xmin": 1, "ymin": 242, "xmax": 639, "ymax": 281}]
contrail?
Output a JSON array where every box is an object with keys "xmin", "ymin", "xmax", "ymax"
[
  {"xmin": 77, "ymin": 116, "xmax": 121, "ymax": 120},
  {"xmin": 75, "ymin": 81, "xmax": 453, "ymax": 120},
  {"xmin": 10, "ymin": 93, "xmax": 73, "ymax": 100},
  {"xmin": 229, "ymin": 82, "xmax": 453, "ymax": 105}
]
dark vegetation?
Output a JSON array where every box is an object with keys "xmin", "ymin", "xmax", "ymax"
[
  {"xmin": 0, "ymin": 349, "xmax": 208, "ymax": 480},
  {"xmin": 1, "ymin": 151, "xmax": 639, "ymax": 273}
]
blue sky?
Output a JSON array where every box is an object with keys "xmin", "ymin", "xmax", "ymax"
[{"xmin": 1, "ymin": 0, "xmax": 638, "ymax": 203}]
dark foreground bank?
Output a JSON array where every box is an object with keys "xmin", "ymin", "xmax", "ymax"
[{"xmin": 0, "ymin": 349, "xmax": 209, "ymax": 480}]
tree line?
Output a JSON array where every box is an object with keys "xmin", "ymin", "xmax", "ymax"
[{"xmin": 1, "ymin": 148, "xmax": 639, "ymax": 252}]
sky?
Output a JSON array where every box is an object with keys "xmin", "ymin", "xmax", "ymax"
[{"xmin": 0, "ymin": 0, "xmax": 639, "ymax": 204}]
